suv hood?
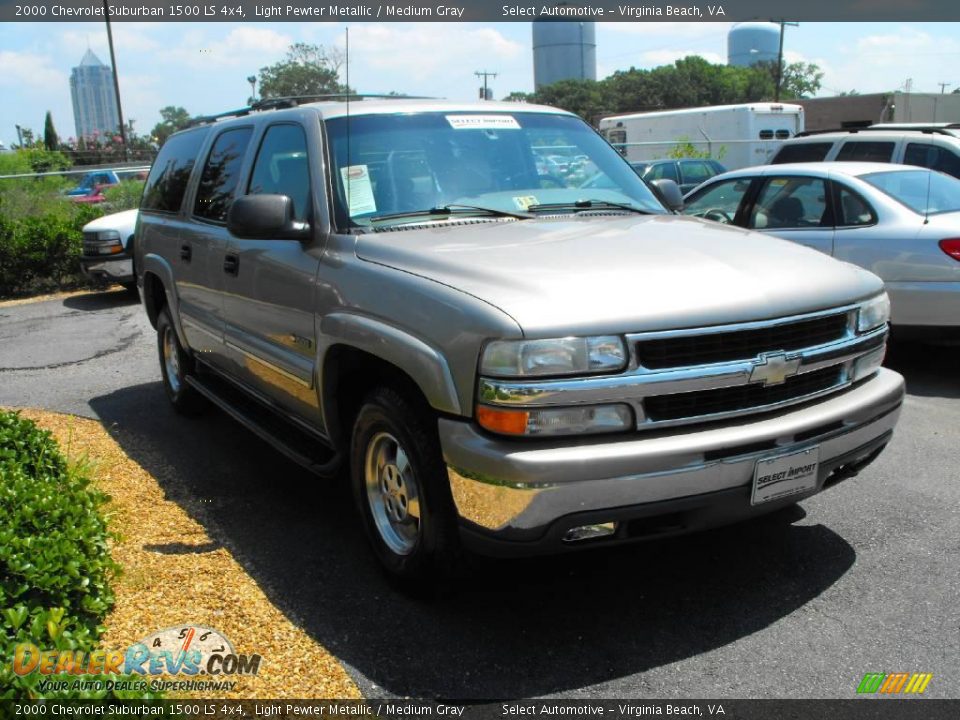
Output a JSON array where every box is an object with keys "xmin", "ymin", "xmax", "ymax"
[{"xmin": 356, "ymin": 215, "xmax": 884, "ymax": 335}]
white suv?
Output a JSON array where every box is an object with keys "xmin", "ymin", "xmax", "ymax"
[{"xmin": 770, "ymin": 126, "xmax": 960, "ymax": 179}]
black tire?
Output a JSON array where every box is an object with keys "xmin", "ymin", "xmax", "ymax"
[
  {"xmin": 156, "ymin": 307, "xmax": 207, "ymax": 416},
  {"xmin": 350, "ymin": 386, "xmax": 462, "ymax": 582}
]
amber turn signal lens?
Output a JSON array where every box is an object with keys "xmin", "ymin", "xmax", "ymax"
[{"xmin": 476, "ymin": 405, "xmax": 529, "ymax": 435}]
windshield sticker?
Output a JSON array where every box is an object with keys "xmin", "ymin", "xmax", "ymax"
[
  {"xmin": 446, "ymin": 115, "xmax": 521, "ymax": 131},
  {"xmin": 340, "ymin": 165, "xmax": 377, "ymax": 216},
  {"xmin": 512, "ymin": 195, "xmax": 539, "ymax": 210}
]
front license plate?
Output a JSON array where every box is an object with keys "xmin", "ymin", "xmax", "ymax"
[{"xmin": 751, "ymin": 446, "xmax": 821, "ymax": 506}]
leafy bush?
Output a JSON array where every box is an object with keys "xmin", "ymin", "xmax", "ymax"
[
  {"xmin": 0, "ymin": 173, "xmax": 106, "ymax": 297},
  {"xmin": 102, "ymin": 180, "xmax": 145, "ymax": 212},
  {"xmin": 0, "ymin": 411, "xmax": 155, "ymax": 699}
]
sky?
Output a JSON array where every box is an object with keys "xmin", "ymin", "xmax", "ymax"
[{"xmin": 1, "ymin": 20, "xmax": 959, "ymax": 148}]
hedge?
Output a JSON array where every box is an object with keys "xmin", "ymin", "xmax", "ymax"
[{"xmin": 0, "ymin": 411, "xmax": 157, "ymax": 699}]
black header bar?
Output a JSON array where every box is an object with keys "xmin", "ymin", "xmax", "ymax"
[{"xmin": 1, "ymin": 0, "xmax": 959, "ymax": 22}]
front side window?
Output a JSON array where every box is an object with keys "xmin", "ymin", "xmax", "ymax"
[
  {"xmin": 679, "ymin": 161, "xmax": 713, "ymax": 185},
  {"xmin": 141, "ymin": 127, "xmax": 210, "ymax": 214},
  {"xmin": 904, "ymin": 143, "xmax": 960, "ymax": 179},
  {"xmin": 749, "ymin": 176, "xmax": 829, "ymax": 229},
  {"xmin": 682, "ymin": 177, "xmax": 752, "ymax": 224},
  {"xmin": 324, "ymin": 111, "xmax": 665, "ymax": 229},
  {"xmin": 247, "ymin": 124, "xmax": 311, "ymax": 223},
  {"xmin": 644, "ymin": 162, "xmax": 679, "ymax": 183},
  {"xmin": 194, "ymin": 127, "xmax": 253, "ymax": 223}
]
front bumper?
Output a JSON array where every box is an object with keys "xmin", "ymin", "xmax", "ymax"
[
  {"xmin": 440, "ymin": 367, "xmax": 904, "ymax": 556},
  {"xmin": 80, "ymin": 254, "xmax": 133, "ymax": 284}
]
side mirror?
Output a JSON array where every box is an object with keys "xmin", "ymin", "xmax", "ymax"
[
  {"xmin": 648, "ymin": 179, "xmax": 684, "ymax": 212},
  {"xmin": 227, "ymin": 194, "xmax": 310, "ymax": 240}
]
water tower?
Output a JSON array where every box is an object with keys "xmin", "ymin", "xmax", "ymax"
[
  {"xmin": 728, "ymin": 22, "xmax": 781, "ymax": 67},
  {"xmin": 532, "ymin": 21, "xmax": 597, "ymax": 90}
]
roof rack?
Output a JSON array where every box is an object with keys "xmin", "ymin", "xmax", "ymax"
[
  {"xmin": 188, "ymin": 94, "xmax": 439, "ymax": 127},
  {"xmin": 795, "ymin": 126, "xmax": 960, "ymax": 138}
]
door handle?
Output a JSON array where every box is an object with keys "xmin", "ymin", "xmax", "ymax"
[
  {"xmin": 179, "ymin": 244, "xmax": 192, "ymax": 261},
  {"xmin": 223, "ymin": 253, "xmax": 239, "ymax": 275}
]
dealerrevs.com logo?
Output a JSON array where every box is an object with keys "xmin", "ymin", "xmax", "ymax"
[
  {"xmin": 12, "ymin": 625, "xmax": 261, "ymax": 693},
  {"xmin": 857, "ymin": 672, "xmax": 933, "ymax": 695}
]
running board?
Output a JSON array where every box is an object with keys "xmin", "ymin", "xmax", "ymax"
[{"xmin": 185, "ymin": 374, "xmax": 342, "ymax": 478}]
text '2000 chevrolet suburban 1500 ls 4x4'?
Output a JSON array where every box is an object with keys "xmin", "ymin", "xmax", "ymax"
[{"xmin": 135, "ymin": 97, "xmax": 905, "ymax": 580}]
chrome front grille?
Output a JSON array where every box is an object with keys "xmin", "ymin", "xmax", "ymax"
[
  {"xmin": 477, "ymin": 304, "xmax": 888, "ymax": 432},
  {"xmin": 82, "ymin": 231, "xmax": 99, "ymax": 255},
  {"xmin": 635, "ymin": 313, "xmax": 849, "ymax": 369},
  {"xmin": 644, "ymin": 365, "xmax": 842, "ymax": 422}
]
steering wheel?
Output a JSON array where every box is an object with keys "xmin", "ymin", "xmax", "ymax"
[{"xmin": 701, "ymin": 207, "xmax": 733, "ymax": 224}]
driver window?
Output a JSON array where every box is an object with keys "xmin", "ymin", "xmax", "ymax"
[
  {"xmin": 682, "ymin": 178, "xmax": 751, "ymax": 223},
  {"xmin": 248, "ymin": 124, "xmax": 311, "ymax": 223},
  {"xmin": 749, "ymin": 177, "xmax": 828, "ymax": 230}
]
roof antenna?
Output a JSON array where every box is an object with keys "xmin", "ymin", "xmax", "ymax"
[
  {"xmin": 345, "ymin": 26, "xmax": 352, "ymax": 234},
  {"xmin": 923, "ymin": 165, "xmax": 932, "ymax": 225}
]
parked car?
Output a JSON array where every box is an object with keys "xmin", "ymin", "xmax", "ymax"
[
  {"xmin": 80, "ymin": 209, "xmax": 138, "ymax": 290},
  {"xmin": 770, "ymin": 128, "xmax": 960, "ymax": 180},
  {"xmin": 682, "ymin": 162, "xmax": 960, "ymax": 341},
  {"xmin": 66, "ymin": 170, "xmax": 120, "ymax": 197},
  {"xmin": 136, "ymin": 98, "xmax": 903, "ymax": 581},
  {"xmin": 630, "ymin": 159, "xmax": 727, "ymax": 194}
]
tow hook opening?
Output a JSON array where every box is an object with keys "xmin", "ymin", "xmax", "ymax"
[{"xmin": 562, "ymin": 522, "xmax": 618, "ymax": 543}]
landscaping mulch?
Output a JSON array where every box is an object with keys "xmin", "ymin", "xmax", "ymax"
[{"xmin": 14, "ymin": 409, "xmax": 361, "ymax": 700}]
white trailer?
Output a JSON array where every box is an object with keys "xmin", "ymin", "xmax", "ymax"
[{"xmin": 598, "ymin": 103, "xmax": 805, "ymax": 171}]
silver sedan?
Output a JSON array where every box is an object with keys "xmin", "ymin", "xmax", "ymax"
[{"xmin": 682, "ymin": 162, "xmax": 960, "ymax": 339}]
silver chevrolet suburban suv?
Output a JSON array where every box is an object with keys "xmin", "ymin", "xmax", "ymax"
[{"xmin": 135, "ymin": 98, "xmax": 905, "ymax": 580}]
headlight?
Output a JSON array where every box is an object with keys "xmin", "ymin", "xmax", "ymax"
[
  {"xmin": 480, "ymin": 336, "xmax": 627, "ymax": 378},
  {"xmin": 857, "ymin": 293, "xmax": 890, "ymax": 333},
  {"xmin": 476, "ymin": 403, "xmax": 634, "ymax": 436},
  {"xmin": 96, "ymin": 230, "xmax": 121, "ymax": 241}
]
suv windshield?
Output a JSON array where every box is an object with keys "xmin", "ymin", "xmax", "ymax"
[
  {"xmin": 325, "ymin": 111, "xmax": 666, "ymax": 229},
  {"xmin": 860, "ymin": 169, "xmax": 960, "ymax": 216}
]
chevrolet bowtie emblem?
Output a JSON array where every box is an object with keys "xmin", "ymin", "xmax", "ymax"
[{"xmin": 749, "ymin": 352, "xmax": 801, "ymax": 386}]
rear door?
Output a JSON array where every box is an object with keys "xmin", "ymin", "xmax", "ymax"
[
  {"xmin": 744, "ymin": 175, "xmax": 835, "ymax": 255},
  {"xmin": 221, "ymin": 121, "xmax": 324, "ymax": 425},
  {"xmin": 180, "ymin": 125, "xmax": 255, "ymax": 364}
]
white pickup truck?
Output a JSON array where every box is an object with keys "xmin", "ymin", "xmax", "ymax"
[{"xmin": 80, "ymin": 209, "xmax": 138, "ymax": 290}]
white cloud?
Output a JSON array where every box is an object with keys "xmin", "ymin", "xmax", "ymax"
[
  {"xmin": 158, "ymin": 26, "xmax": 293, "ymax": 70},
  {"xmin": 821, "ymin": 26, "xmax": 960, "ymax": 95},
  {"xmin": 0, "ymin": 50, "xmax": 65, "ymax": 89}
]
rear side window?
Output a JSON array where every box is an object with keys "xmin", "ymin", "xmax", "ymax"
[
  {"xmin": 835, "ymin": 184, "xmax": 876, "ymax": 227},
  {"xmin": 904, "ymin": 143, "xmax": 960, "ymax": 179},
  {"xmin": 141, "ymin": 128, "xmax": 210, "ymax": 214},
  {"xmin": 194, "ymin": 127, "xmax": 254, "ymax": 223},
  {"xmin": 771, "ymin": 142, "xmax": 832, "ymax": 164},
  {"xmin": 247, "ymin": 124, "xmax": 311, "ymax": 223},
  {"xmin": 835, "ymin": 141, "xmax": 894, "ymax": 162}
]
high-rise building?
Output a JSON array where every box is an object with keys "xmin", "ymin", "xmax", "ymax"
[{"xmin": 70, "ymin": 49, "xmax": 120, "ymax": 141}]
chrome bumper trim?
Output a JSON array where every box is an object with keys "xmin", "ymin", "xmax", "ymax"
[{"xmin": 444, "ymin": 368, "xmax": 904, "ymax": 537}]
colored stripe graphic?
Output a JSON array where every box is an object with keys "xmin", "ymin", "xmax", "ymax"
[{"xmin": 857, "ymin": 672, "xmax": 932, "ymax": 694}]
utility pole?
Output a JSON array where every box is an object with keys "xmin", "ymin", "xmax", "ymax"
[
  {"xmin": 774, "ymin": 20, "xmax": 800, "ymax": 102},
  {"xmin": 103, "ymin": 0, "xmax": 128, "ymax": 161},
  {"xmin": 475, "ymin": 70, "xmax": 497, "ymax": 101},
  {"xmin": 938, "ymin": 82, "xmax": 951, "ymax": 94}
]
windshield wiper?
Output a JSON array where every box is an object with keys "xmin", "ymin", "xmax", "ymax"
[
  {"xmin": 526, "ymin": 199, "xmax": 655, "ymax": 215},
  {"xmin": 370, "ymin": 204, "xmax": 533, "ymax": 223}
]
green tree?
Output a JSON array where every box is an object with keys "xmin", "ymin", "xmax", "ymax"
[
  {"xmin": 779, "ymin": 61, "xmax": 824, "ymax": 99},
  {"xmin": 150, "ymin": 106, "xmax": 192, "ymax": 146},
  {"xmin": 257, "ymin": 42, "xmax": 346, "ymax": 100},
  {"xmin": 43, "ymin": 112, "xmax": 59, "ymax": 151},
  {"xmin": 529, "ymin": 79, "xmax": 613, "ymax": 125},
  {"xmin": 502, "ymin": 91, "xmax": 534, "ymax": 103}
]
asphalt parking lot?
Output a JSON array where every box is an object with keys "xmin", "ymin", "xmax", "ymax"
[{"xmin": 1, "ymin": 290, "xmax": 958, "ymax": 699}]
